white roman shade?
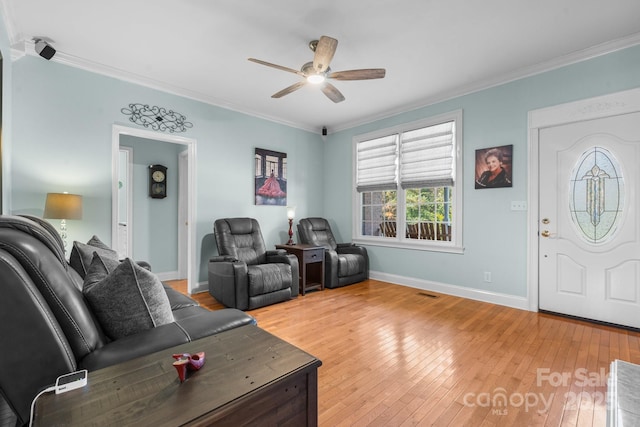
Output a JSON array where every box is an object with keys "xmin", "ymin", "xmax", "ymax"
[
  {"xmin": 400, "ymin": 121, "xmax": 455, "ymax": 189},
  {"xmin": 356, "ymin": 134, "xmax": 398, "ymax": 192}
]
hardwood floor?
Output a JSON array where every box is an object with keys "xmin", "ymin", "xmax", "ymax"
[{"xmin": 167, "ymin": 279, "xmax": 640, "ymax": 426}]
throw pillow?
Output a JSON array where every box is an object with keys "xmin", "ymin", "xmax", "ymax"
[
  {"xmin": 83, "ymin": 258, "xmax": 174, "ymax": 340},
  {"xmin": 83, "ymin": 252, "xmax": 121, "ymax": 291},
  {"xmin": 87, "ymin": 235, "xmax": 111, "ymax": 250},
  {"xmin": 70, "ymin": 237, "xmax": 119, "ymax": 279}
]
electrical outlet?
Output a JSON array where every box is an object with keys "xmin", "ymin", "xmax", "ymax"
[{"xmin": 483, "ymin": 272, "xmax": 492, "ymax": 282}]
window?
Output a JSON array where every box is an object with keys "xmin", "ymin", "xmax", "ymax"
[{"xmin": 352, "ymin": 110, "xmax": 463, "ymax": 252}]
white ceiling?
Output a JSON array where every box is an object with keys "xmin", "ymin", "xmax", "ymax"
[{"xmin": 3, "ymin": 0, "xmax": 640, "ymax": 133}]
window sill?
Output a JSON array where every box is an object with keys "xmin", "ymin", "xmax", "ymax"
[{"xmin": 353, "ymin": 236, "xmax": 464, "ymax": 254}]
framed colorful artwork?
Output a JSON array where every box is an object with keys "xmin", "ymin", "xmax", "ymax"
[{"xmin": 255, "ymin": 148, "xmax": 287, "ymax": 205}]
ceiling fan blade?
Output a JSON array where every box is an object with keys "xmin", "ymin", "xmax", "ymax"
[
  {"xmin": 329, "ymin": 68, "xmax": 386, "ymax": 80},
  {"xmin": 313, "ymin": 36, "xmax": 338, "ymax": 73},
  {"xmin": 248, "ymin": 58, "xmax": 304, "ymax": 76},
  {"xmin": 321, "ymin": 82, "xmax": 345, "ymax": 103},
  {"xmin": 272, "ymin": 81, "xmax": 307, "ymax": 98}
]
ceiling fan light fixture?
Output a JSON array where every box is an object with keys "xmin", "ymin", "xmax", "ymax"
[
  {"xmin": 307, "ymin": 74, "xmax": 325, "ymax": 84},
  {"xmin": 249, "ymin": 36, "xmax": 385, "ymax": 103}
]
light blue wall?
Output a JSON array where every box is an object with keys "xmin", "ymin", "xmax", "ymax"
[
  {"xmin": 4, "ymin": 3, "xmax": 640, "ymax": 297},
  {"xmin": 120, "ymin": 135, "xmax": 183, "ymax": 273},
  {"xmin": 9, "ymin": 56, "xmax": 325, "ymax": 283},
  {"xmin": 324, "ymin": 44, "xmax": 640, "ymax": 298},
  {"xmin": 0, "ymin": 13, "xmax": 12, "ymax": 213}
]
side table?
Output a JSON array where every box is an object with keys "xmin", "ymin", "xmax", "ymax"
[{"xmin": 276, "ymin": 244, "xmax": 325, "ymax": 295}]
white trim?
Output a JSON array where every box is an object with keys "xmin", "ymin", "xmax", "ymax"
[
  {"xmin": 333, "ymin": 33, "xmax": 640, "ymax": 132},
  {"xmin": 353, "ymin": 238, "xmax": 464, "ymax": 254},
  {"xmin": 9, "ymin": 40, "xmax": 25, "ymax": 61},
  {"xmin": 352, "ymin": 110, "xmax": 464, "ymax": 253},
  {"xmin": 0, "ymin": 0, "xmax": 20, "ymax": 46},
  {"xmin": 117, "ymin": 146, "xmax": 133, "ymax": 258},
  {"xmin": 111, "ymin": 124, "xmax": 197, "ymax": 294},
  {"xmin": 527, "ymin": 87, "xmax": 640, "ymax": 312},
  {"xmin": 370, "ymin": 270, "xmax": 529, "ymax": 311},
  {"xmin": 529, "ymin": 87, "xmax": 640, "ymax": 128},
  {"xmin": 178, "ymin": 150, "xmax": 188, "ymax": 279},
  {"xmin": 8, "ymin": 29, "xmax": 640, "ymax": 133},
  {"xmin": 16, "ymin": 39, "xmax": 313, "ymax": 132},
  {"xmin": 193, "ymin": 280, "xmax": 210, "ymax": 295},
  {"xmin": 155, "ymin": 271, "xmax": 181, "ymax": 282}
]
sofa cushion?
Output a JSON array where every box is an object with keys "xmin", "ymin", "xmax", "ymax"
[
  {"xmin": 247, "ymin": 264, "xmax": 292, "ymax": 296},
  {"xmin": 83, "ymin": 257, "xmax": 174, "ymax": 340},
  {"xmin": 70, "ymin": 236, "xmax": 119, "ymax": 279},
  {"xmin": 163, "ymin": 284, "xmax": 200, "ymax": 310}
]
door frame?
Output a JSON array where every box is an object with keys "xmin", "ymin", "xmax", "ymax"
[
  {"xmin": 527, "ymin": 87, "xmax": 640, "ymax": 311},
  {"xmin": 118, "ymin": 146, "xmax": 134, "ymax": 258},
  {"xmin": 178, "ymin": 149, "xmax": 188, "ymax": 279},
  {"xmin": 111, "ymin": 124, "xmax": 197, "ymax": 293}
]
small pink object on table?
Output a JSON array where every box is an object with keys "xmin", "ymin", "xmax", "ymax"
[{"xmin": 172, "ymin": 351, "xmax": 206, "ymax": 382}]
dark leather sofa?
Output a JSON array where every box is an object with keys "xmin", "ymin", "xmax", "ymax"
[{"xmin": 0, "ymin": 215, "xmax": 255, "ymax": 426}]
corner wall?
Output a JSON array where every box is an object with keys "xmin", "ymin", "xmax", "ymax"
[
  {"xmin": 323, "ymin": 44, "xmax": 640, "ymax": 306},
  {"xmin": 9, "ymin": 56, "xmax": 325, "ymax": 283}
]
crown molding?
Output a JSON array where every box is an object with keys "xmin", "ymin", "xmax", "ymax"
[
  {"xmin": 13, "ymin": 39, "xmax": 317, "ymax": 132},
  {"xmin": 0, "ymin": 0, "xmax": 19, "ymax": 46},
  {"xmin": 7, "ymin": 29, "xmax": 640, "ymax": 134},
  {"xmin": 331, "ymin": 31, "xmax": 640, "ymax": 133}
]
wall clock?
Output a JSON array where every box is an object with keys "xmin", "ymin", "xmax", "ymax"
[{"xmin": 149, "ymin": 164, "xmax": 167, "ymax": 199}]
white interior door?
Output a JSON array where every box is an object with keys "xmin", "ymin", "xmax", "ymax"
[{"xmin": 539, "ymin": 112, "xmax": 640, "ymax": 328}]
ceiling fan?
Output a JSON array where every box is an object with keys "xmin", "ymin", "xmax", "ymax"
[{"xmin": 248, "ymin": 36, "xmax": 386, "ymax": 103}]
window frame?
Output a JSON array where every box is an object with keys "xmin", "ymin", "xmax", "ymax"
[{"xmin": 352, "ymin": 110, "xmax": 464, "ymax": 253}]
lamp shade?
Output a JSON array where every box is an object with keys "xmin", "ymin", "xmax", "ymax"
[
  {"xmin": 44, "ymin": 193, "xmax": 83, "ymax": 220},
  {"xmin": 286, "ymin": 206, "xmax": 296, "ymax": 220}
]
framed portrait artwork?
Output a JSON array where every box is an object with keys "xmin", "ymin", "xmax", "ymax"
[
  {"xmin": 475, "ymin": 144, "xmax": 513, "ymax": 189},
  {"xmin": 255, "ymin": 148, "xmax": 287, "ymax": 205}
]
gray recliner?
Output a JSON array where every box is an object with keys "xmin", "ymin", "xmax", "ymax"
[
  {"xmin": 208, "ymin": 218, "xmax": 299, "ymax": 310},
  {"xmin": 297, "ymin": 217, "xmax": 369, "ymax": 289}
]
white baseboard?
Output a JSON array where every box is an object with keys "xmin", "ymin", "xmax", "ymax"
[
  {"xmin": 370, "ymin": 270, "xmax": 531, "ymax": 311},
  {"xmin": 190, "ymin": 273, "xmax": 531, "ymax": 311},
  {"xmin": 192, "ymin": 281, "xmax": 209, "ymax": 295},
  {"xmin": 155, "ymin": 271, "xmax": 180, "ymax": 282}
]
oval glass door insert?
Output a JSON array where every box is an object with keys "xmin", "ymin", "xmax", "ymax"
[{"xmin": 569, "ymin": 146, "xmax": 624, "ymax": 244}]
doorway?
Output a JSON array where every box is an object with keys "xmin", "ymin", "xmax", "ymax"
[
  {"xmin": 529, "ymin": 87, "xmax": 640, "ymax": 328},
  {"xmin": 111, "ymin": 125, "xmax": 197, "ymax": 293}
]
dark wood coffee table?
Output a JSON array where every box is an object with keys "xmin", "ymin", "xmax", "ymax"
[{"xmin": 34, "ymin": 325, "xmax": 322, "ymax": 426}]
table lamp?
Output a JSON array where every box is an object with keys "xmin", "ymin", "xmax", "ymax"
[
  {"xmin": 44, "ymin": 192, "xmax": 83, "ymax": 251},
  {"xmin": 286, "ymin": 206, "xmax": 296, "ymax": 245}
]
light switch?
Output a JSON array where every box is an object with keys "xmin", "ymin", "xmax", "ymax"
[{"xmin": 511, "ymin": 201, "xmax": 527, "ymax": 211}]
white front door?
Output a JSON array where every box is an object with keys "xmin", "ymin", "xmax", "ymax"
[{"xmin": 538, "ymin": 111, "xmax": 640, "ymax": 328}]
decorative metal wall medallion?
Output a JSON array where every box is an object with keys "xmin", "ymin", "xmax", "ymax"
[
  {"xmin": 121, "ymin": 103, "xmax": 193, "ymax": 133},
  {"xmin": 569, "ymin": 146, "xmax": 624, "ymax": 244}
]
